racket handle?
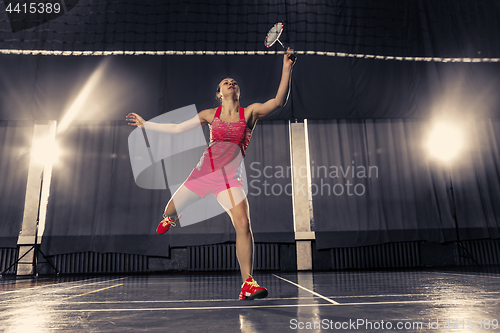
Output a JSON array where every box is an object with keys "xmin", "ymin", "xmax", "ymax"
[{"xmin": 289, "ymin": 54, "xmax": 297, "ymax": 63}]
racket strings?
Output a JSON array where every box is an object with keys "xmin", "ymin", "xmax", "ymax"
[{"xmin": 265, "ymin": 22, "xmax": 284, "ymax": 48}]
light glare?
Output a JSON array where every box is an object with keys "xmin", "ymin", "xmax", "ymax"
[
  {"xmin": 427, "ymin": 122, "xmax": 463, "ymax": 162},
  {"xmin": 31, "ymin": 137, "xmax": 61, "ymax": 166},
  {"xmin": 57, "ymin": 59, "xmax": 108, "ymax": 135}
]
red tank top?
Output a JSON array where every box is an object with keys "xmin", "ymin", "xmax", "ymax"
[
  {"xmin": 209, "ymin": 106, "xmax": 252, "ymax": 156},
  {"xmin": 189, "ymin": 106, "xmax": 253, "ymax": 178}
]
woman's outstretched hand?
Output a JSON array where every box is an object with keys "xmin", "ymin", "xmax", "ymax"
[
  {"xmin": 126, "ymin": 113, "xmax": 145, "ymax": 128},
  {"xmin": 284, "ymin": 47, "xmax": 296, "ymax": 69}
]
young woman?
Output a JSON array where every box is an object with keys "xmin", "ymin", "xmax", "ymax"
[{"xmin": 126, "ymin": 49, "xmax": 295, "ymax": 300}]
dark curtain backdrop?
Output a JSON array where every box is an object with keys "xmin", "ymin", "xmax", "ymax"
[
  {"xmin": 41, "ymin": 120, "xmax": 293, "ymax": 256},
  {"xmin": 308, "ymin": 119, "xmax": 500, "ymax": 249},
  {"xmin": 245, "ymin": 121, "xmax": 294, "ymax": 243},
  {"xmin": 0, "ymin": 121, "xmax": 33, "ymax": 247},
  {"xmin": 42, "ymin": 122, "xmax": 172, "ymax": 256},
  {"xmin": 2, "ymin": 55, "xmax": 500, "ymax": 122},
  {"xmin": 1, "ymin": 14, "xmax": 500, "ymax": 255}
]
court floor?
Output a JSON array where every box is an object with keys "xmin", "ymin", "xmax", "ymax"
[{"xmin": 1, "ymin": 268, "xmax": 500, "ymax": 332}]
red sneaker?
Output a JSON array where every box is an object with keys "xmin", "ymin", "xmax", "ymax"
[
  {"xmin": 156, "ymin": 214, "xmax": 181, "ymax": 234},
  {"xmin": 239, "ymin": 277, "xmax": 268, "ymax": 300}
]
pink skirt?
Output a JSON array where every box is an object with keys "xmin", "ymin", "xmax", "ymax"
[
  {"xmin": 184, "ymin": 166, "xmax": 244, "ymax": 198},
  {"xmin": 184, "ymin": 143, "xmax": 244, "ymax": 198}
]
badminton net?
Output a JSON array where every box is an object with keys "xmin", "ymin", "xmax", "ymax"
[{"xmin": 1, "ymin": 0, "xmax": 500, "ymax": 62}]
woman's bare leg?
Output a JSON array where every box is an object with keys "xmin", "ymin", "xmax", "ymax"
[
  {"xmin": 164, "ymin": 184, "xmax": 202, "ymax": 218},
  {"xmin": 216, "ymin": 187, "xmax": 253, "ymax": 282}
]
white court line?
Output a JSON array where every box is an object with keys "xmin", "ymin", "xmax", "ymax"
[
  {"xmin": 51, "ymin": 303, "xmax": 336, "ymax": 312},
  {"xmin": 338, "ymin": 298, "xmax": 500, "ymax": 306},
  {"xmin": 430, "ymin": 271, "xmax": 500, "ymax": 279},
  {"xmin": 62, "ymin": 283, "xmax": 124, "ymax": 300},
  {"xmin": 43, "ymin": 290, "xmax": 500, "ymax": 306},
  {"xmin": 60, "ymin": 297, "xmax": 308, "ymax": 304},
  {"xmin": 0, "ymin": 277, "xmax": 128, "ymax": 300},
  {"xmin": 330, "ymin": 291, "xmax": 500, "ymax": 298},
  {"xmin": 43, "ymin": 297, "xmax": 500, "ymax": 313},
  {"xmin": 272, "ymin": 274, "xmax": 340, "ymax": 305}
]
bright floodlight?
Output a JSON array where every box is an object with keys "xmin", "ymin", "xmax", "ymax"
[
  {"xmin": 427, "ymin": 122, "xmax": 463, "ymax": 162},
  {"xmin": 31, "ymin": 137, "xmax": 61, "ymax": 166}
]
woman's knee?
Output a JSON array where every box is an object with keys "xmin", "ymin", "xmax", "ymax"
[{"xmin": 232, "ymin": 215, "xmax": 251, "ymax": 234}]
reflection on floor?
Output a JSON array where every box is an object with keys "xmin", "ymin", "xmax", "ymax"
[{"xmin": 1, "ymin": 268, "xmax": 500, "ymax": 332}]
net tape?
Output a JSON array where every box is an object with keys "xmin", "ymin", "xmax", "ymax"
[{"xmin": 1, "ymin": 49, "xmax": 499, "ymax": 63}]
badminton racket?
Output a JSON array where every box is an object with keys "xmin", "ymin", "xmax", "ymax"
[{"xmin": 264, "ymin": 22, "xmax": 296, "ymax": 63}]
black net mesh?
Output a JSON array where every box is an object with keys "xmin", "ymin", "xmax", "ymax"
[{"xmin": 1, "ymin": 0, "xmax": 500, "ymax": 61}]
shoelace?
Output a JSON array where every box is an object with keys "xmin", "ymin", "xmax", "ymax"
[
  {"xmin": 245, "ymin": 279, "xmax": 260, "ymax": 288},
  {"xmin": 161, "ymin": 215, "xmax": 177, "ymax": 227}
]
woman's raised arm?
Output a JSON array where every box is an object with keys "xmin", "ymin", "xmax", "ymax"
[{"xmin": 249, "ymin": 48, "xmax": 295, "ymax": 121}]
